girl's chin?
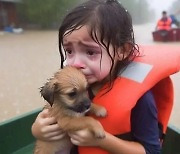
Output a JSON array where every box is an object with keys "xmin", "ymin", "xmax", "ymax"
[
  {"xmin": 86, "ymin": 77, "xmax": 98, "ymax": 84},
  {"xmin": 87, "ymin": 78, "xmax": 96, "ymax": 84},
  {"xmin": 86, "ymin": 75, "xmax": 108, "ymax": 86}
]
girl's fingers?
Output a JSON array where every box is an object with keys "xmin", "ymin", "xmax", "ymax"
[
  {"xmin": 70, "ymin": 138, "xmax": 80, "ymax": 145},
  {"xmin": 44, "ymin": 130, "xmax": 65, "ymax": 138},
  {"xmin": 46, "ymin": 123, "xmax": 62, "ymax": 132},
  {"xmin": 41, "ymin": 123, "xmax": 61, "ymax": 135},
  {"xmin": 49, "ymin": 133, "xmax": 67, "ymax": 141},
  {"xmin": 68, "ymin": 129, "xmax": 88, "ymax": 139},
  {"xmin": 39, "ymin": 109, "xmax": 49, "ymax": 118},
  {"xmin": 68, "ymin": 131, "xmax": 85, "ymax": 144},
  {"xmin": 43, "ymin": 116, "xmax": 57, "ymax": 125},
  {"xmin": 68, "ymin": 132, "xmax": 79, "ymax": 140}
]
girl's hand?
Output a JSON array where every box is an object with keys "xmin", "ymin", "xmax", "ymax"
[
  {"xmin": 68, "ymin": 129, "xmax": 103, "ymax": 147},
  {"xmin": 31, "ymin": 109, "xmax": 66, "ymax": 141}
]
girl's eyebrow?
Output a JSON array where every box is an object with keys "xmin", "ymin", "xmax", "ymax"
[
  {"xmin": 82, "ymin": 44, "xmax": 100, "ymax": 50},
  {"xmin": 63, "ymin": 40, "xmax": 100, "ymax": 50},
  {"xmin": 80, "ymin": 40, "xmax": 100, "ymax": 49}
]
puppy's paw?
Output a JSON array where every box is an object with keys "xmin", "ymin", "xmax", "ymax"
[
  {"xmin": 94, "ymin": 130, "xmax": 106, "ymax": 139},
  {"xmin": 92, "ymin": 122, "xmax": 106, "ymax": 139},
  {"xmin": 95, "ymin": 107, "xmax": 107, "ymax": 117}
]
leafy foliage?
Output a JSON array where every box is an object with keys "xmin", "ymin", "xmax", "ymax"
[{"xmin": 17, "ymin": 0, "xmax": 81, "ymax": 28}]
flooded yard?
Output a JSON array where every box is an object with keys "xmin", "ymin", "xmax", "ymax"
[
  {"xmin": 0, "ymin": 30, "xmax": 60, "ymax": 122},
  {"xmin": 0, "ymin": 23, "xmax": 180, "ymax": 128}
]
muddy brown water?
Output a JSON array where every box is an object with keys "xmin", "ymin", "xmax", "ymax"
[{"xmin": 0, "ymin": 23, "xmax": 180, "ymax": 129}]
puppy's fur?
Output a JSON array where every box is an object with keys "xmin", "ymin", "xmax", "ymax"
[{"xmin": 34, "ymin": 66, "xmax": 107, "ymax": 154}]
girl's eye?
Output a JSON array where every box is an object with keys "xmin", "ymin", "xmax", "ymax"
[
  {"xmin": 65, "ymin": 49, "xmax": 72, "ymax": 55},
  {"xmin": 87, "ymin": 50, "xmax": 95, "ymax": 56}
]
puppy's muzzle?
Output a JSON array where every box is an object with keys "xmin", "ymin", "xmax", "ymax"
[{"xmin": 69, "ymin": 98, "xmax": 91, "ymax": 113}]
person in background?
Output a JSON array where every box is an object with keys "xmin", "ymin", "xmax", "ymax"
[
  {"xmin": 156, "ymin": 11, "xmax": 172, "ymax": 41},
  {"xmin": 156, "ymin": 11, "xmax": 172, "ymax": 31}
]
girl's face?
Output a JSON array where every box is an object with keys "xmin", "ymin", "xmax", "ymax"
[{"xmin": 63, "ymin": 26, "xmax": 119, "ymax": 85}]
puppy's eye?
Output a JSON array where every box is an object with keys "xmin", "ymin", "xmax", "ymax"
[{"xmin": 68, "ymin": 91, "xmax": 77, "ymax": 98}]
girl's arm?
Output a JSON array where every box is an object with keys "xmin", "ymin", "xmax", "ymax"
[
  {"xmin": 31, "ymin": 109, "xmax": 66, "ymax": 141},
  {"xmin": 100, "ymin": 132, "xmax": 146, "ymax": 154},
  {"xmin": 69, "ymin": 130, "xmax": 145, "ymax": 154}
]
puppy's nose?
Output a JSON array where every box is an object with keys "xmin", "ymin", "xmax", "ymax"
[{"xmin": 83, "ymin": 99, "xmax": 91, "ymax": 109}]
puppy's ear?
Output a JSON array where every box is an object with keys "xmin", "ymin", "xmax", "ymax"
[{"xmin": 40, "ymin": 79, "xmax": 57, "ymax": 106}]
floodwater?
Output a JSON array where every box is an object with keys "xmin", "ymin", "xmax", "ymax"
[{"xmin": 0, "ymin": 23, "xmax": 180, "ymax": 129}]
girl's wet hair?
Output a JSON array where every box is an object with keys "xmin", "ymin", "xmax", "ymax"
[{"xmin": 59, "ymin": 0, "xmax": 139, "ymax": 87}]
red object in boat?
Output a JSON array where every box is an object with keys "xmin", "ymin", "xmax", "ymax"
[{"xmin": 152, "ymin": 28, "xmax": 180, "ymax": 42}]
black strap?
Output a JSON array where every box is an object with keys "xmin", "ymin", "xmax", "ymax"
[
  {"xmin": 158, "ymin": 122, "xmax": 166, "ymax": 142},
  {"xmin": 115, "ymin": 132, "xmax": 133, "ymax": 141}
]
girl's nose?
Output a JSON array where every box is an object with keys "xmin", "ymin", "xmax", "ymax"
[{"xmin": 71, "ymin": 56, "xmax": 85, "ymax": 69}]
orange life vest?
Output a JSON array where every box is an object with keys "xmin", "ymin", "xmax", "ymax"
[
  {"xmin": 78, "ymin": 46, "xmax": 180, "ymax": 154},
  {"xmin": 157, "ymin": 17, "xmax": 172, "ymax": 30}
]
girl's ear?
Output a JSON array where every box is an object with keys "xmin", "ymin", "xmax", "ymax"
[{"xmin": 117, "ymin": 43, "xmax": 133, "ymax": 60}]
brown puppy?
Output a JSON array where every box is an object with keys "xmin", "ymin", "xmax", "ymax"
[{"xmin": 34, "ymin": 66, "xmax": 107, "ymax": 154}]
